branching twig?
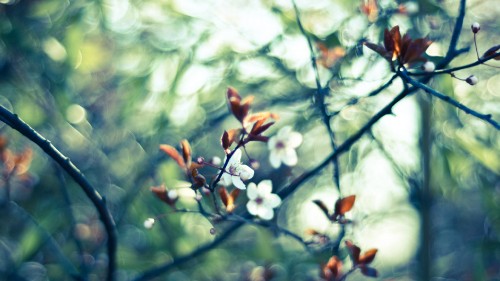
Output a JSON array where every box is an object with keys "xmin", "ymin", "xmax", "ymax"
[
  {"xmin": 400, "ymin": 70, "xmax": 500, "ymax": 130},
  {"xmin": 408, "ymin": 53, "xmax": 500, "ymax": 76},
  {"xmin": 0, "ymin": 105, "xmax": 117, "ymax": 281}
]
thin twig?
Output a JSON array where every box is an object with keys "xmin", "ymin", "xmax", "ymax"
[
  {"xmin": 292, "ymin": 0, "xmax": 342, "ymax": 194},
  {"xmin": 400, "ymin": 70, "xmax": 500, "ymax": 130},
  {"xmin": 0, "ymin": 105, "xmax": 117, "ymax": 281},
  {"xmin": 407, "ymin": 53, "xmax": 500, "ymax": 76}
]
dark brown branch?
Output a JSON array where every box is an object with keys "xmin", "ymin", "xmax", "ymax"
[{"xmin": 0, "ymin": 105, "xmax": 117, "ymax": 281}]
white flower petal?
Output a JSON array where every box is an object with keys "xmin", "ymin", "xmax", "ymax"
[
  {"xmin": 225, "ymin": 149, "xmax": 241, "ymax": 168},
  {"xmin": 258, "ymin": 207, "xmax": 274, "ymax": 220},
  {"xmin": 231, "ymin": 149, "xmax": 242, "ymax": 162},
  {"xmin": 232, "ymin": 176, "xmax": 246, "ymax": 190},
  {"xmin": 287, "ymin": 132, "xmax": 303, "ymax": 148},
  {"xmin": 282, "ymin": 149, "xmax": 298, "ymax": 166},
  {"xmin": 265, "ymin": 194, "xmax": 281, "ymax": 208},
  {"xmin": 258, "ymin": 180, "xmax": 273, "ymax": 195},
  {"xmin": 269, "ymin": 150, "xmax": 282, "ymax": 168},
  {"xmin": 247, "ymin": 200, "xmax": 259, "ymax": 215},
  {"xmin": 220, "ymin": 172, "xmax": 232, "ymax": 186},
  {"xmin": 268, "ymin": 136, "xmax": 277, "ymax": 150},
  {"xmin": 239, "ymin": 165, "xmax": 254, "ymax": 180},
  {"xmin": 278, "ymin": 126, "xmax": 292, "ymax": 138},
  {"xmin": 247, "ymin": 183, "xmax": 258, "ymax": 200}
]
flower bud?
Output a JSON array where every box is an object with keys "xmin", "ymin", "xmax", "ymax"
[
  {"xmin": 250, "ymin": 159, "xmax": 260, "ymax": 170},
  {"xmin": 465, "ymin": 75, "xmax": 478, "ymax": 85},
  {"xmin": 422, "ymin": 61, "xmax": 435, "ymax": 72},
  {"xmin": 471, "ymin": 22, "xmax": 480, "ymax": 34},
  {"xmin": 210, "ymin": 156, "xmax": 222, "ymax": 166},
  {"xmin": 167, "ymin": 190, "xmax": 178, "ymax": 201},
  {"xmin": 196, "ymin": 157, "xmax": 205, "ymax": 164},
  {"xmin": 144, "ymin": 218, "xmax": 155, "ymax": 229}
]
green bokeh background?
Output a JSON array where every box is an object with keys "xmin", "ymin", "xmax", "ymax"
[{"xmin": 0, "ymin": 0, "xmax": 499, "ymax": 280}]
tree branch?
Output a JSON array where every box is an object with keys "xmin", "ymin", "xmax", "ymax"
[
  {"xmin": 0, "ymin": 105, "xmax": 118, "ymax": 281},
  {"xmin": 400, "ymin": 70, "xmax": 500, "ymax": 130}
]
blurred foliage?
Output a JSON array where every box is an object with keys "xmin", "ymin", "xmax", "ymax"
[{"xmin": 0, "ymin": 0, "xmax": 499, "ymax": 280}]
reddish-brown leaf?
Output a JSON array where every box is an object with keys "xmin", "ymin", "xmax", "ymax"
[
  {"xmin": 326, "ymin": 256, "xmax": 342, "ymax": 276},
  {"xmin": 391, "ymin": 26, "xmax": 402, "ymax": 57},
  {"xmin": 245, "ymin": 112, "xmax": 279, "ymax": 124},
  {"xmin": 483, "ymin": 45, "xmax": 500, "ymax": 60},
  {"xmin": 360, "ymin": 0, "xmax": 378, "ymax": 22},
  {"xmin": 358, "ymin": 248, "xmax": 378, "ymax": 264},
  {"xmin": 402, "ymin": 37, "xmax": 432, "ymax": 64},
  {"xmin": 336, "ymin": 195, "xmax": 356, "ymax": 216},
  {"xmin": 305, "ymin": 228, "xmax": 321, "ymax": 236},
  {"xmin": 251, "ymin": 121, "xmax": 275, "ymax": 136},
  {"xmin": 230, "ymin": 188, "xmax": 240, "ymax": 201},
  {"xmin": 364, "ymin": 42, "xmax": 390, "ymax": 60},
  {"xmin": 247, "ymin": 135, "xmax": 269, "ymax": 143},
  {"xmin": 227, "ymin": 87, "xmax": 241, "ymax": 103},
  {"xmin": 151, "ymin": 185, "xmax": 172, "ymax": 205},
  {"xmin": 219, "ymin": 187, "xmax": 229, "ymax": 207},
  {"xmin": 191, "ymin": 168, "xmax": 207, "ymax": 189},
  {"xmin": 221, "ymin": 131, "xmax": 231, "ymax": 150},
  {"xmin": 180, "ymin": 139, "xmax": 192, "ymax": 167},
  {"xmin": 345, "ymin": 240, "xmax": 361, "ymax": 264},
  {"xmin": 313, "ymin": 200, "xmax": 331, "ymax": 218},
  {"xmin": 159, "ymin": 145, "xmax": 185, "ymax": 169}
]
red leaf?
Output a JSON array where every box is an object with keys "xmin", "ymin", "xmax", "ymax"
[
  {"xmin": 333, "ymin": 195, "xmax": 356, "ymax": 218},
  {"xmin": 252, "ymin": 121, "xmax": 274, "ymax": 136},
  {"xmin": 227, "ymin": 87, "xmax": 241, "ymax": 103},
  {"xmin": 219, "ymin": 187, "xmax": 229, "ymax": 207},
  {"xmin": 313, "ymin": 200, "xmax": 331, "ymax": 219},
  {"xmin": 345, "ymin": 240, "xmax": 361, "ymax": 264},
  {"xmin": 483, "ymin": 45, "xmax": 500, "ymax": 60},
  {"xmin": 150, "ymin": 185, "xmax": 176, "ymax": 206},
  {"xmin": 245, "ymin": 112, "xmax": 279, "ymax": 124},
  {"xmin": 180, "ymin": 139, "xmax": 192, "ymax": 168},
  {"xmin": 364, "ymin": 42, "xmax": 390, "ymax": 60},
  {"xmin": 325, "ymin": 256, "xmax": 342, "ymax": 276},
  {"xmin": 221, "ymin": 131, "xmax": 231, "ymax": 150},
  {"xmin": 230, "ymin": 188, "xmax": 240, "ymax": 201},
  {"xmin": 359, "ymin": 248, "xmax": 378, "ymax": 264},
  {"xmin": 159, "ymin": 145, "xmax": 186, "ymax": 169},
  {"xmin": 191, "ymin": 168, "xmax": 206, "ymax": 189}
]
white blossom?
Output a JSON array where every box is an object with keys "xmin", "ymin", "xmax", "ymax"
[
  {"xmin": 220, "ymin": 149, "xmax": 254, "ymax": 190},
  {"xmin": 268, "ymin": 126, "xmax": 302, "ymax": 168},
  {"xmin": 143, "ymin": 218, "xmax": 155, "ymax": 229},
  {"xmin": 246, "ymin": 180, "xmax": 281, "ymax": 220}
]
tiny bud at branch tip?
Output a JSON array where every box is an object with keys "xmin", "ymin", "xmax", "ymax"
[{"xmin": 471, "ymin": 22, "xmax": 480, "ymax": 33}]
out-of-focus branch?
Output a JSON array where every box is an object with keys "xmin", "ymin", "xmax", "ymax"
[
  {"xmin": 8, "ymin": 201, "xmax": 82, "ymax": 281},
  {"xmin": 0, "ymin": 105, "xmax": 117, "ymax": 281},
  {"xmin": 291, "ymin": 0, "xmax": 341, "ymax": 190},
  {"xmin": 132, "ymin": 220, "xmax": 244, "ymax": 281}
]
